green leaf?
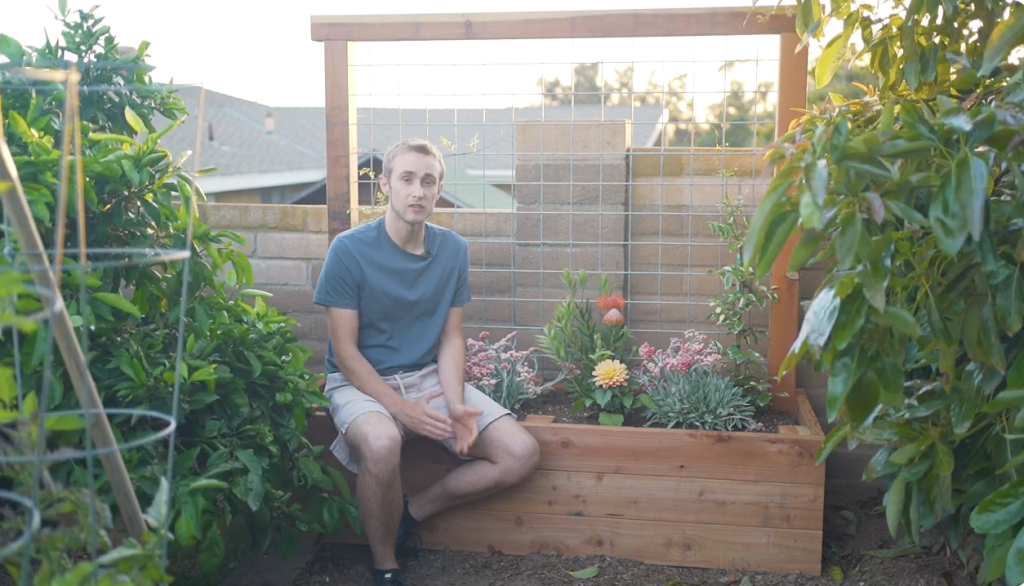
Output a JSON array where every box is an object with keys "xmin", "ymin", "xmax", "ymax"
[
  {"xmin": 598, "ymin": 412, "xmax": 624, "ymax": 426},
  {"xmin": 235, "ymin": 448, "xmax": 263, "ymax": 477},
  {"xmin": 0, "ymin": 33, "xmax": 25, "ymax": 63},
  {"xmin": 566, "ymin": 565, "xmax": 600, "ymax": 579},
  {"xmin": 886, "ymin": 473, "xmax": 907, "ymax": 538},
  {"xmin": 831, "ymin": 288, "xmax": 868, "ymax": 350},
  {"xmin": 198, "ymin": 524, "xmax": 225, "ymax": 571},
  {"xmin": 742, "ymin": 174, "xmax": 795, "ymax": 274},
  {"xmin": 875, "ymin": 306, "xmax": 920, "ymax": 338},
  {"xmin": 247, "ymin": 471, "xmax": 266, "ymax": 511},
  {"xmin": 890, "ymin": 435, "xmax": 935, "ymax": 465},
  {"xmin": 996, "ymin": 269, "xmax": 1024, "ymax": 336},
  {"xmin": 786, "ymin": 285, "xmax": 841, "ymax": 373},
  {"xmin": 46, "ymin": 413, "xmax": 84, "ymax": 431},
  {"xmin": 984, "ymin": 389, "xmax": 1024, "ymax": 413},
  {"xmin": 979, "ymin": 530, "xmax": 1013, "ymax": 584},
  {"xmin": 815, "ymin": 24, "xmax": 853, "ymax": 87},
  {"xmin": 954, "ymin": 153, "xmax": 990, "ymax": 242},
  {"xmin": 1007, "ymin": 526, "xmax": 1024, "ymax": 586},
  {"xmin": 932, "ymin": 440, "xmax": 954, "ymax": 476},
  {"xmin": 124, "ymin": 106, "xmax": 147, "ymax": 135},
  {"xmin": 188, "ymin": 478, "xmax": 229, "ymax": 491},
  {"xmin": 755, "ymin": 210, "xmax": 800, "ymax": 280},
  {"xmin": 237, "ymin": 288, "xmax": 273, "ymax": 298},
  {"xmin": 91, "ymin": 292, "xmax": 142, "ymax": 318},
  {"xmin": 931, "ymin": 172, "xmax": 968, "ymax": 256},
  {"xmin": 846, "ymin": 371, "xmax": 881, "ymax": 425},
  {"xmin": 970, "ymin": 478, "xmax": 1024, "ymax": 534},
  {"xmin": 827, "ymin": 344, "xmax": 863, "ymax": 422},
  {"xmin": 816, "ymin": 420, "xmax": 851, "ymax": 465},
  {"xmin": 144, "ymin": 477, "xmax": 170, "ymax": 531},
  {"xmin": 835, "ymin": 207, "xmax": 863, "ymax": 270},
  {"xmin": 980, "ymin": 6, "xmax": 1024, "ymax": 76}
]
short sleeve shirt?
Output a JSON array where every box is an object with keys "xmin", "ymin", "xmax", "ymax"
[{"xmin": 313, "ymin": 217, "xmax": 471, "ymax": 376}]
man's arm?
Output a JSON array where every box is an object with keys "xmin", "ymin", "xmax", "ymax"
[
  {"xmin": 327, "ymin": 307, "xmax": 452, "ymax": 440},
  {"xmin": 435, "ymin": 306, "xmax": 467, "ymax": 408}
]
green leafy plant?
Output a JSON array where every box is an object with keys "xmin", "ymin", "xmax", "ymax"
[
  {"xmin": 536, "ymin": 269, "xmax": 644, "ymax": 425},
  {"xmin": 464, "ymin": 331, "xmax": 562, "ymax": 412},
  {"xmin": 747, "ymin": 1, "xmax": 1024, "ymax": 583},
  {"xmin": 0, "ymin": 6, "xmax": 356, "ymax": 573},
  {"xmin": 640, "ymin": 365, "xmax": 757, "ymax": 432},
  {"xmin": 708, "ymin": 190, "xmax": 779, "ymax": 405}
]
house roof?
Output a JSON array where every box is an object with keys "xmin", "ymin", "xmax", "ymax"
[{"xmin": 158, "ymin": 87, "xmax": 666, "ymax": 200}]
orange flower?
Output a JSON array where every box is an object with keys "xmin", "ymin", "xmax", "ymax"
[
  {"xmin": 603, "ymin": 308, "xmax": 625, "ymax": 326},
  {"xmin": 596, "ymin": 292, "xmax": 626, "ymax": 312}
]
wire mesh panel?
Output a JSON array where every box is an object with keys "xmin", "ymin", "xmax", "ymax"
[{"xmin": 344, "ymin": 31, "xmax": 783, "ymax": 365}]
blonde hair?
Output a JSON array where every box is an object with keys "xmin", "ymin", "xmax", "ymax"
[{"xmin": 381, "ymin": 138, "xmax": 446, "ymax": 183}]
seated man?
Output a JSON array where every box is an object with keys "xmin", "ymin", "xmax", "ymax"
[{"xmin": 314, "ymin": 138, "xmax": 541, "ymax": 586}]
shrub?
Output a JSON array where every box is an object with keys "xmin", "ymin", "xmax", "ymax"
[
  {"xmin": 632, "ymin": 331, "xmax": 757, "ymax": 431},
  {"xmin": 0, "ymin": 6, "xmax": 355, "ymax": 574},
  {"xmin": 747, "ymin": 1, "xmax": 1024, "ymax": 583},
  {"xmin": 464, "ymin": 331, "xmax": 560, "ymax": 412}
]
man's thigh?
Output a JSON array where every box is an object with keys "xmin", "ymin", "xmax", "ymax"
[
  {"xmin": 467, "ymin": 411, "xmax": 539, "ymax": 464},
  {"xmin": 325, "ymin": 374, "xmax": 403, "ymax": 473}
]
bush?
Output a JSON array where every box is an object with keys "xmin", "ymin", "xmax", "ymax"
[
  {"xmin": 633, "ymin": 331, "xmax": 758, "ymax": 431},
  {"xmin": 0, "ymin": 6, "xmax": 355, "ymax": 574},
  {"xmin": 747, "ymin": 1, "xmax": 1024, "ymax": 583},
  {"xmin": 464, "ymin": 331, "xmax": 560, "ymax": 412}
]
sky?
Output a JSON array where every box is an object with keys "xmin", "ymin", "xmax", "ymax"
[{"xmin": 3, "ymin": 0, "xmax": 813, "ymax": 111}]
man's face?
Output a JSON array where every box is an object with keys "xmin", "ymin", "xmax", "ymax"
[{"xmin": 380, "ymin": 151, "xmax": 443, "ymax": 225}]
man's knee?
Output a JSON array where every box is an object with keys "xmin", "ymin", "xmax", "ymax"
[
  {"xmin": 486, "ymin": 418, "xmax": 540, "ymax": 480},
  {"xmin": 346, "ymin": 413, "xmax": 403, "ymax": 474}
]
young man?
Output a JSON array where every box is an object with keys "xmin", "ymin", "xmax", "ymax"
[{"xmin": 314, "ymin": 138, "xmax": 541, "ymax": 586}]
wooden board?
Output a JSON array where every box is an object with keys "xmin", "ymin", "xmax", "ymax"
[
  {"xmin": 311, "ymin": 7, "xmax": 796, "ymax": 42},
  {"xmin": 325, "ymin": 509, "xmax": 822, "ymax": 575},
  {"xmin": 526, "ymin": 419, "xmax": 824, "ymax": 485}
]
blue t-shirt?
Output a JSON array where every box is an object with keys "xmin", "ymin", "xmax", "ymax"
[{"xmin": 313, "ymin": 216, "xmax": 471, "ymax": 377}]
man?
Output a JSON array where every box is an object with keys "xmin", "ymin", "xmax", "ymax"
[{"xmin": 314, "ymin": 138, "xmax": 541, "ymax": 586}]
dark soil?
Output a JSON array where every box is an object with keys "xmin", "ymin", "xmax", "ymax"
[
  {"xmin": 293, "ymin": 488, "xmax": 975, "ymax": 586},
  {"xmin": 513, "ymin": 388, "xmax": 797, "ymax": 433}
]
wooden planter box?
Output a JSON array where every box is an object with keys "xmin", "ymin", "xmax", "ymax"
[{"xmin": 305, "ymin": 389, "xmax": 825, "ymax": 575}]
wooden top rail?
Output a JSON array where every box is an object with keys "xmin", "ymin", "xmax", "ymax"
[{"xmin": 311, "ymin": 7, "xmax": 796, "ymax": 42}]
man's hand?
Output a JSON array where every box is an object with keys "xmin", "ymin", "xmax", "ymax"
[
  {"xmin": 396, "ymin": 392, "xmax": 452, "ymax": 440},
  {"xmin": 448, "ymin": 403, "xmax": 483, "ymax": 456}
]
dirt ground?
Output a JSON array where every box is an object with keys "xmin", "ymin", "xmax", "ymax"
[{"xmin": 292, "ymin": 486, "xmax": 976, "ymax": 586}]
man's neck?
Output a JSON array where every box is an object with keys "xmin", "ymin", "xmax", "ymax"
[{"xmin": 384, "ymin": 210, "xmax": 427, "ymax": 254}]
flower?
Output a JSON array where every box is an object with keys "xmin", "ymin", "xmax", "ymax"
[
  {"xmin": 602, "ymin": 308, "xmax": 625, "ymax": 326},
  {"xmin": 638, "ymin": 342, "xmax": 656, "ymax": 360},
  {"xmin": 596, "ymin": 292, "xmax": 626, "ymax": 312},
  {"xmin": 592, "ymin": 359, "xmax": 629, "ymax": 388}
]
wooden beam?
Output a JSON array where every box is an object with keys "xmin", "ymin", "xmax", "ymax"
[
  {"xmin": 326, "ymin": 509, "xmax": 823, "ymax": 575},
  {"xmin": 768, "ymin": 31, "xmax": 808, "ymax": 414},
  {"xmin": 311, "ymin": 7, "xmax": 795, "ymax": 42},
  {"xmin": 324, "ymin": 40, "xmax": 357, "ymax": 239}
]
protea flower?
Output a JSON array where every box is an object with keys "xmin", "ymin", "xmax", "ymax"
[
  {"xmin": 592, "ymin": 359, "xmax": 628, "ymax": 388},
  {"xmin": 603, "ymin": 308, "xmax": 625, "ymax": 326},
  {"xmin": 596, "ymin": 292, "xmax": 626, "ymax": 312}
]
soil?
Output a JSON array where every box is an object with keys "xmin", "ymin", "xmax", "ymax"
[
  {"xmin": 513, "ymin": 388, "xmax": 797, "ymax": 433},
  {"xmin": 293, "ymin": 488, "xmax": 977, "ymax": 586}
]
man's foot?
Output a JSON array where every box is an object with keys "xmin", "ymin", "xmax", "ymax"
[
  {"xmin": 372, "ymin": 568, "xmax": 404, "ymax": 585},
  {"xmin": 395, "ymin": 495, "xmax": 421, "ymax": 558}
]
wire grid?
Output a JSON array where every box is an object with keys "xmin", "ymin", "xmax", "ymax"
[
  {"xmin": 0, "ymin": 66, "xmax": 194, "ymax": 584},
  {"xmin": 350, "ymin": 35, "xmax": 780, "ymax": 358}
]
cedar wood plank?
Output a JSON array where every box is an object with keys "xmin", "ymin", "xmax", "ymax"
[
  {"xmin": 308, "ymin": 422, "xmax": 821, "ymax": 531},
  {"xmin": 325, "ymin": 509, "xmax": 822, "ymax": 575},
  {"xmin": 311, "ymin": 8, "xmax": 795, "ymax": 42},
  {"xmin": 768, "ymin": 32, "xmax": 810, "ymax": 413}
]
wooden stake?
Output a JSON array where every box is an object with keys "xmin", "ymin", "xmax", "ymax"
[{"xmin": 0, "ymin": 138, "xmax": 147, "ymax": 540}]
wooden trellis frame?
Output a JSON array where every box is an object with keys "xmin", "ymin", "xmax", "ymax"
[{"xmin": 311, "ymin": 6, "xmax": 809, "ymax": 411}]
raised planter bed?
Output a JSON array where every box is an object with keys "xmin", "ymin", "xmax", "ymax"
[{"xmin": 305, "ymin": 389, "xmax": 825, "ymax": 575}]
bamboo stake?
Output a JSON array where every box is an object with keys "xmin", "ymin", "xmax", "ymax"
[{"xmin": 0, "ymin": 137, "xmax": 147, "ymax": 540}]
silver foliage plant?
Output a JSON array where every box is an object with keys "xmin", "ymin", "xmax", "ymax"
[{"xmin": 642, "ymin": 366, "xmax": 758, "ymax": 432}]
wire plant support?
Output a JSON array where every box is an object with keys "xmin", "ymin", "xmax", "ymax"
[{"xmin": 0, "ymin": 64, "xmax": 196, "ymax": 584}]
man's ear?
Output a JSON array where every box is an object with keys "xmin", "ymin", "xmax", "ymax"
[{"xmin": 379, "ymin": 174, "xmax": 390, "ymax": 195}]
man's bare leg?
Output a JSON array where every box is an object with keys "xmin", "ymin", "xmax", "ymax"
[
  {"xmin": 343, "ymin": 412, "xmax": 404, "ymax": 570},
  {"xmin": 406, "ymin": 415, "xmax": 539, "ymax": 522}
]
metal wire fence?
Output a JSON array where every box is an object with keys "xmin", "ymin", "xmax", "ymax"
[{"xmin": 348, "ymin": 34, "xmax": 782, "ymax": 357}]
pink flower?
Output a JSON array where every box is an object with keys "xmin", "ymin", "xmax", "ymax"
[{"xmin": 639, "ymin": 342, "xmax": 655, "ymax": 360}]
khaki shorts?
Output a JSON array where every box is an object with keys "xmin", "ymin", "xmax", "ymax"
[{"xmin": 324, "ymin": 362, "xmax": 512, "ymax": 474}]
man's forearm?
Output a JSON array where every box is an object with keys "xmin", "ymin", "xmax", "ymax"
[
  {"xmin": 436, "ymin": 333, "xmax": 467, "ymax": 407},
  {"xmin": 334, "ymin": 347, "xmax": 406, "ymax": 415}
]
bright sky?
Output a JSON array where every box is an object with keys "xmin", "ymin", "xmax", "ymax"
[{"xmin": 4, "ymin": 0, "xmax": 813, "ymax": 111}]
